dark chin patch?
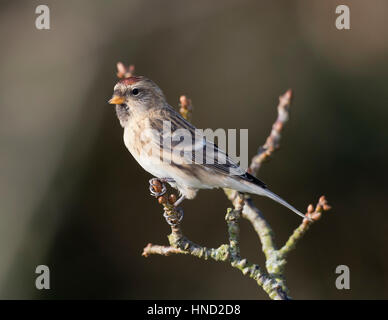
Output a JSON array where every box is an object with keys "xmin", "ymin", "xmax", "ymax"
[{"xmin": 115, "ymin": 105, "xmax": 129, "ymax": 124}]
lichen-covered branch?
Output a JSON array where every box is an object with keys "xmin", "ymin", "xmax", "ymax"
[
  {"xmin": 223, "ymin": 91, "xmax": 294, "ymax": 263},
  {"xmin": 117, "ymin": 63, "xmax": 331, "ymax": 299},
  {"xmin": 243, "ymin": 198, "xmax": 276, "ymax": 259},
  {"xmin": 278, "ymin": 196, "xmax": 331, "ymax": 259},
  {"xmin": 143, "ymin": 199, "xmax": 290, "ymax": 300}
]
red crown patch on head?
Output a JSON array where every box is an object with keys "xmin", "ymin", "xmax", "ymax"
[{"xmin": 119, "ymin": 76, "xmax": 142, "ymax": 85}]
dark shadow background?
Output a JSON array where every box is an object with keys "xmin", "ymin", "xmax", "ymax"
[{"xmin": 0, "ymin": 0, "xmax": 387, "ymax": 299}]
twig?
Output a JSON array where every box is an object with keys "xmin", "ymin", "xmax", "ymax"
[
  {"xmin": 226, "ymin": 91, "xmax": 330, "ymax": 294},
  {"xmin": 142, "ymin": 244, "xmax": 185, "ymax": 257},
  {"xmin": 224, "ymin": 90, "xmax": 294, "ymax": 263},
  {"xmin": 249, "ymin": 89, "xmax": 293, "ymax": 174},
  {"xmin": 116, "ymin": 62, "xmax": 135, "ymax": 78},
  {"xmin": 278, "ymin": 196, "xmax": 331, "ymax": 259},
  {"xmin": 179, "ymin": 95, "xmax": 193, "ymax": 122}
]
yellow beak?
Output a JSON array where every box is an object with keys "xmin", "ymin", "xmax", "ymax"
[{"xmin": 108, "ymin": 95, "xmax": 125, "ymax": 105}]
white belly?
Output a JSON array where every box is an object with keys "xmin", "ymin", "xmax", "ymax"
[
  {"xmin": 123, "ymin": 126, "xmax": 167, "ymax": 179},
  {"xmin": 122, "ymin": 121, "xmax": 217, "ymax": 199}
]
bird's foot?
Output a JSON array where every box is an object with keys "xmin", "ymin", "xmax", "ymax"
[
  {"xmin": 149, "ymin": 177, "xmax": 184, "ymax": 226},
  {"xmin": 149, "ymin": 178, "xmax": 167, "ymax": 197},
  {"xmin": 148, "ymin": 177, "xmax": 175, "ymax": 197}
]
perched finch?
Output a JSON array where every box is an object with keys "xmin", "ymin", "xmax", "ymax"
[{"xmin": 109, "ymin": 76, "xmax": 307, "ymax": 219}]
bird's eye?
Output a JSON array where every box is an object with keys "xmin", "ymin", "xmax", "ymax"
[{"xmin": 131, "ymin": 88, "xmax": 139, "ymax": 95}]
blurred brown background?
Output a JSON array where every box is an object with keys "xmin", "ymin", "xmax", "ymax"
[{"xmin": 0, "ymin": 0, "xmax": 387, "ymax": 299}]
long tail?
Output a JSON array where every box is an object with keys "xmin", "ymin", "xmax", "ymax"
[
  {"xmin": 260, "ymin": 188, "xmax": 308, "ymax": 220},
  {"xmin": 235, "ymin": 172, "xmax": 309, "ymax": 220}
]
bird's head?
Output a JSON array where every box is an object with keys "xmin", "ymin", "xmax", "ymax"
[{"xmin": 108, "ymin": 76, "xmax": 165, "ymax": 126}]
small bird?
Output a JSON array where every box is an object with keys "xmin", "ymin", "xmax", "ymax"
[{"xmin": 109, "ymin": 76, "xmax": 307, "ymax": 219}]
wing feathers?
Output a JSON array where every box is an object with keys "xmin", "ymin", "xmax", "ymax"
[{"xmin": 149, "ymin": 106, "xmax": 247, "ymax": 178}]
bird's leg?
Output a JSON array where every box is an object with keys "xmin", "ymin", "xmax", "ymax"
[
  {"xmin": 148, "ymin": 177, "xmax": 175, "ymax": 197},
  {"xmin": 173, "ymin": 195, "xmax": 186, "ymax": 207},
  {"xmin": 149, "ymin": 177, "xmax": 184, "ymax": 226}
]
